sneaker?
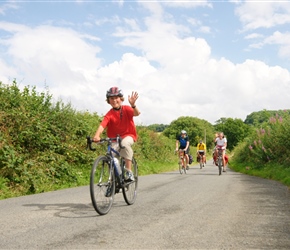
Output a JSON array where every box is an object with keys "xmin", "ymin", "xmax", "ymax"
[
  {"xmin": 125, "ymin": 169, "xmax": 134, "ymax": 182},
  {"xmin": 186, "ymin": 165, "xmax": 189, "ymax": 170}
]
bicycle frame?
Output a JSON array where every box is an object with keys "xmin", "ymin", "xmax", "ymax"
[{"xmin": 106, "ymin": 143, "xmax": 122, "ymax": 179}]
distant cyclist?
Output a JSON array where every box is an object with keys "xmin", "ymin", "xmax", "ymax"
[
  {"xmin": 176, "ymin": 130, "xmax": 190, "ymax": 170},
  {"xmin": 214, "ymin": 132, "xmax": 227, "ymax": 172},
  {"xmin": 197, "ymin": 140, "xmax": 206, "ymax": 166}
]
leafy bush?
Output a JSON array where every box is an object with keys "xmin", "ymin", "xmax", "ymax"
[
  {"xmin": 252, "ymin": 113, "xmax": 289, "ymax": 168},
  {"xmin": 0, "ymin": 81, "xmax": 98, "ymax": 198},
  {"xmin": 224, "ymin": 111, "xmax": 290, "ymax": 187},
  {"xmin": 134, "ymin": 127, "xmax": 176, "ymax": 175}
]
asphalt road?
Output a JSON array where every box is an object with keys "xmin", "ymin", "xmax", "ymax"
[{"xmin": 1, "ymin": 161, "xmax": 290, "ymax": 249}]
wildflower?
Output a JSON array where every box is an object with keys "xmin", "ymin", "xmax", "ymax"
[
  {"xmin": 262, "ymin": 145, "xmax": 266, "ymax": 152},
  {"xmin": 249, "ymin": 145, "xmax": 253, "ymax": 150},
  {"xmin": 254, "ymin": 140, "xmax": 257, "ymax": 146},
  {"xmin": 269, "ymin": 117, "xmax": 276, "ymax": 123},
  {"xmin": 279, "ymin": 117, "xmax": 283, "ymax": 123}
]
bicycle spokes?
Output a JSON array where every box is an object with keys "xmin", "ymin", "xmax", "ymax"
[{"xmin": 90, "ymin": 156, "xmax": 115, "ymax": 215}]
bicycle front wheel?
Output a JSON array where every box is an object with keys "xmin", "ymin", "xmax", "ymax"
[
  {"xmin": 90, "ymin": 156, "xmax": 115, "ymax": 215},
  {"xmin": 178, "ymin": 160, "xmax": 183, "ymax": 174},
  {"xmin": 122, "ymin": 158, "xmax": 138, "ymax": 205},
  {"xmin": 218, "ymin": 157, "xmax": 222, "ymax": 176}
]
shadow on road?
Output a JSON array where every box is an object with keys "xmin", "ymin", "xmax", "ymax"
[{"xmin": 23, "ymin": 202, "xmax": 98, "ymax": 218}]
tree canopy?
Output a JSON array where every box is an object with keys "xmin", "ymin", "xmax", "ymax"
[
  {"xmin": 214, "ymin": 117, "xmax": 252, "ymax": 150},
  {"xmin": 244, "ymin": 109, "xmax": 290, "ymax": 126},
  {"xmin": 162, "ymin": 116, "xmax": 215, "ymax": 150}
]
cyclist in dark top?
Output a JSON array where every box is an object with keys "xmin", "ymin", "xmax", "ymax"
[{"xmin": 175, "ymin": 130, "xmax": 190, "ymax": 170}]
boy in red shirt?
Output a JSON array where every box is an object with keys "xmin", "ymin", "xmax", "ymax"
[{"xmin": 93, "ymin": 87, "xmax": 140, "ymax": 181}]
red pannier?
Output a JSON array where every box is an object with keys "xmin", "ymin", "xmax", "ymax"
[{"xmin": 213, "ymin": 154, "xmax": 229, "ymax": 166}]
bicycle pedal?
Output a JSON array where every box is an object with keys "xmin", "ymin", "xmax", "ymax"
[
  {"xmin": 125, "ymin": 179, "xmax": 134, "ymax": 183},
  {"xmin": 105, "ymin": 186, "xmax": 112, "ymax": 197}
]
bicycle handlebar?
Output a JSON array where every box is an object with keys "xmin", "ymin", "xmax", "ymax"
[
  {"xmin": 175, "ymin": 149, "xmax": 185, "ymax": 154},
  {"xmin": 86, "ymin": 135, "xmax": 124, "ymax": 151}
]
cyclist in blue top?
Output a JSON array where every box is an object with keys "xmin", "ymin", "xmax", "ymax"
[{"xmin": 175, "ymin": 130, "xmax": 190, "ymax": 170}]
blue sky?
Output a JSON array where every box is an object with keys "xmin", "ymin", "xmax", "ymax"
[{"xmin": 0, "ymin": 0, "xmax": 290, "ymax": 125}]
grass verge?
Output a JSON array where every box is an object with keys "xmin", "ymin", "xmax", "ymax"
[{"xmin": 229, "ymin": 160, "xmax": 290, "ymax": 188}]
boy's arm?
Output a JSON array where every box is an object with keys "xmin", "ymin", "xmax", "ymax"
[
  {"xmin": 93, "ymin": 125, "xmax": 104, "ymax": 142},
  {"xmin": 132, "ymin": 106, "xmax": 141, "ymax": 116},
  {"xmin": 128, "ymin": 91, "xmax": 140, "ymax": 116}
]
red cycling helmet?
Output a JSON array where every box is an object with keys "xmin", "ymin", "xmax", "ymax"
[{"xmin": 106, "ymin": 87, "xmax": 123, "ymax": 98}]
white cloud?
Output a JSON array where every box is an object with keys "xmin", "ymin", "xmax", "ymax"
[
  {"xmin": 246, "ymin": 31, "xmax": 290, "ymax": 58},
  {"xmin": 0, "ymin": 2, "xmax": 290, "ymax": 126},
  {"xmin": 187, "ymin": 17, "xmax": 202, "ymax": 27},
  {"xmin": 0, "ymin": 2, "xmax": 18, "ymax": 15},
  {"xmin": 244, "ymin": 33, "xmax": 264, "ymax": 40},
  {"xmin": 0, "ymin": 22, "xmax": 103, "ymax": 110},
  {"xmin": 235, "ymin": 2, "xmax": 290, "ymax": 31},
  {"xmin": 162, "ymin": 0, "xmax": 212, "ymax": 9},
  {"xmin": 198, "ymin": 26, "xmax": 211, "ymax": 34},
  {"xmin": 263, "ymin": 31, "xmax": 290, "ymax": 59}
]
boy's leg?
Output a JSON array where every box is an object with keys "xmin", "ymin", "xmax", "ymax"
[{"xmin": 120, "ymin": 136, "xmax": 134, "ymax": 171}]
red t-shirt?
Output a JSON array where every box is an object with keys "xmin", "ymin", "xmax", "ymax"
[{"xmin": 101, "ymin": 105, "xmax": 138, "ymax": 141}]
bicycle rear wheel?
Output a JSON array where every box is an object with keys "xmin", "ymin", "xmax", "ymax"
[
  {"xmin": 121, "ymin": 158, "xmax": 138, "ymax": 205},
  {"xmin": 90, "ymin": 156, "xmax": 115, "ymax": 215}
]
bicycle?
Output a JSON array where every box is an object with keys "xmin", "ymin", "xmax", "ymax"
[
  {"xmin": 86, "ymin": 135, "xmax": 138, "ymax": 215},
  {"xmin": 176, "ymin": 149, "xmax": 187, "ymax": 174},
  {"xmin": 197, "ymin": 153, "xmax": 205, "ymax": 169},
  {"xmin": 216, "ymin": 146, "xmax": 224, "ymax": 175}
]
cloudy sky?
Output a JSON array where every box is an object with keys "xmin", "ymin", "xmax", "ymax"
[{"xmin": 0, "ymin": 0, "xmax": 290, "ymax": 125}]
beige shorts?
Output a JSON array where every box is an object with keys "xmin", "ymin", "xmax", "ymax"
[{"xmin": 112, "ymin": 136, "xmax": 134, "ymax": 160}]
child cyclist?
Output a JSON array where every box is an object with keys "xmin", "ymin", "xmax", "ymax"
[{"xmin": 93, "ymin": 87, "xmax": 141, "ymax": 181}]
